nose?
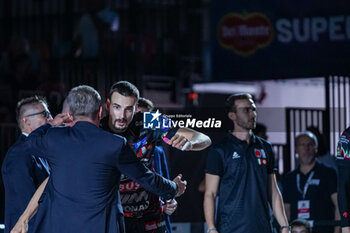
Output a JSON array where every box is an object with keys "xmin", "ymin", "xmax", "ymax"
[{"xmin": 116, "ymin": 108, "xmax": 126, "ymax": 119}]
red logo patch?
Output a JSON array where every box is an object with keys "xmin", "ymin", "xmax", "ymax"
[
  {"xmin": 217, "ymin": 12, "xmax": 273, "ymax": 56},
  {"xmin": 344, "ymin": 212, "xmax": 349, "ymax": 218},
  {"xmin": 255, "ymin": 150, "xmax": 261, "ymax": 158}
]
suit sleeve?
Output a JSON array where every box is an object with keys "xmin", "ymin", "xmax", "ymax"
[
  {"xmin": 26, "ymin": 123, "xmax": 51, "ymax": 159},
  {"xmin": 3, "ymin": 148, "xmax": 37, "ymax": 209},
  {"xmin": 117, "ymin": 139, "xmax": 177, "ymax": 200}
]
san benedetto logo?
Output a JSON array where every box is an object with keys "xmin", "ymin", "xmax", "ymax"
[
  {"xmin": 217, "ymin": 12, "xmax": 274, "ymax": 56},
  {"xmin": 143, "ymin": 110, "xmax": 222, "ymax": 129}
]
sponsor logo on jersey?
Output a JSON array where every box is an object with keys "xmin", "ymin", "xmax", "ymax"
[
  {"xmin": 254, "ymin": 149, "xmax": 266, "ymax": 158},
  {"xmin": 232, "ymin": 152, "xmax": 240, "ymax": 159}
]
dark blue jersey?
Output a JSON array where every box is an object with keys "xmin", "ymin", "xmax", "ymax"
[
  {"xmin": 101, "ymin": 112, "xmax": 178, "ymax": 220},
  {"xmin": 336, "ymin": 127, "xmax": 350, "ymax": 227},
  {"xmin": 206, "ymin": 132, "xmax": 276, "ymax": 233}
]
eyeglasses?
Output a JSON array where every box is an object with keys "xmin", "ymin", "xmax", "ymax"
[{"xmin": 25, "ymin": 110, "xmax": 52, "ymax": 118}]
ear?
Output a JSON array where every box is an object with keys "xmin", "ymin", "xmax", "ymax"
[
  {"xmin": 106, "ymin": 99, "xmax": 110, "ymax": 111},
  {"xmin": 227, "ymin": 111, "xmax": 235, "ymax": 121},
  {"xmin": 98, "ymin": 106, "xmax": 103, "ymax": 120}
]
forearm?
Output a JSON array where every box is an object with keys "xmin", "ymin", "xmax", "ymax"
[
  {"xmin": 204, "ymin": 192, "xmax": 216, "ymax": 228},
  {"xmin": 190, "ymin": 133, "xmax": 212, "ymax": 151},
  {"xmin": 176, "ymin": 128, "xmax": 211, "ymax": 151},
  {"xmin": 269, "ymin": 175, "xmax": 289, "ymax": 228},
  {"xmin": 272, "ymin": 192, "xmax": 289, "ymax": 227}
]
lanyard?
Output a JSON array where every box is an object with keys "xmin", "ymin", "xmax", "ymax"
[{"xmin": 296, "ymin": 171, "xmax": 314, "ymax": 200}]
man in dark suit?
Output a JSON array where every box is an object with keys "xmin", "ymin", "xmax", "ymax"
[
  {"xmin": 11, "ymin": 85, "xmax": 186, "ymax": 233},
  {"xmin": 1, "ymin": 96, "xmax": 52, "ymax": 233}
]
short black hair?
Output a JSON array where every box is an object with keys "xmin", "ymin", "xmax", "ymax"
[
  {"xmin": 225, "ymin": 93, "xmax": 253, "ymax": 114},
  {"xmin": 290, "ymin": 219, "xmax": 311, "ymax": 233},
  {"xmin": 138, "ymin": 97, "xmax": 154, "ymax": 111},
  {"xmin": 109, "ymin": 81, "xmax": 139, "ymax": 100}
]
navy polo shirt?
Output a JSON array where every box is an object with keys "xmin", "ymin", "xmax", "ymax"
[
  {"xmin": 206, "ymin": 132, "xmax": 277, "ymax": 233},
  {"xmin": 282, "ymin": 161, "xmax": 337, "ymax": 233}
]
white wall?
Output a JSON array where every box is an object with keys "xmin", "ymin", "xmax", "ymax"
[{"xmin": 255, "ymin": 78, "xmax": 325, "ymax": 144}]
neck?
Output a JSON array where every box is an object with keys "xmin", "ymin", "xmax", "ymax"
[
  {"xmin": 299, "ymin": 160, "xmax": 316, "ymax": 175},
  {"xmin": 232, "ymin": 130, "xmax": 252, "ymax": 143},
  {"xmin": 74, "ymin": 116, "xmax": 99, "ymax": 127}
]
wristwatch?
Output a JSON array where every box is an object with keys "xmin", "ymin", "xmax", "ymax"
[
  {"xmin": 280, "ymin": 225, "xmax": 291, "ymax": 231},
  {"xmin": 207, "ymin": 227, "xmax": 217, "ymax": 233}
]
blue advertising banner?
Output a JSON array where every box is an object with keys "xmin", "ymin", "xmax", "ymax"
[{"xmin": 211, "ymin": 0, "xmax": 350, "ymax": 80}]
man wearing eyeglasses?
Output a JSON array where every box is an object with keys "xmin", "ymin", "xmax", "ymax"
[
  {"xmin": 283, "ymin": 131, "xmax": 340, "ymax": 233},
  {"xmin": 1, "ymin": 96, "xmax": 52, "ymax": 233}
]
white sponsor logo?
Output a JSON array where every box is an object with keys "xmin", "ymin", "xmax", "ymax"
[{"xmin": 232, "ymin": 152, "xmax": 240, "ymax": 159}]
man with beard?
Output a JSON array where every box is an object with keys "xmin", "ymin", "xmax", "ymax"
[
  {"xmin": 283, "ymin": 131, "xmax": 340, "ymax": 233},
  {"xmin": 101, "ymin": 81, "xmax": 211, "ymax": 233},
  {"xmin": 204, "ymin": 93, "xmax": 290, "ymax": 233},
  {"xmin": 10, "ymin": 85, "xmax": 187, "ymax": 233}
]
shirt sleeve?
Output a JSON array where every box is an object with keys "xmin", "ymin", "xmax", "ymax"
[
  {"xmin": 264, "ymin": 141, "xmax": 278, "ymax": 174},
  {"xmin": 117, "ymin": 138, "xmax": 177, "ymax": 201},
  {"xmin": 205, "ymin": 146, "xmax": 224, "ymax": 177},
  {"xmin": 153, "ymin": 115, "xmax": 179, "ymax": 143}
]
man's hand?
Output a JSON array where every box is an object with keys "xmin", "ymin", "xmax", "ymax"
[
  {"xmin": 173, "ymin": 174, "xmax": 187, "ymax": 197},
  {"xmin": 10, "ymin": 218, "xmax": 28, "ymax": 233},
  {"xmin": 50, "ymin": 113, "xmax": 73, "ymax": 126},
  {"xmin": 166, "ymin": 134, "xmax": 192, "ymax": 151},
  {"xmin": 342, "ymin": 227, "xmax": 350, "ymax": 233},
  {"xmin": 162, "ymin": 199, "xmax": 178, "ymax": 215}
]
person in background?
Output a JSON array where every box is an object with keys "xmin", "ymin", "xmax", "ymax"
[
  {"xmin": 253, "ymin": 122, "xmax": 268, "ymax": 140},
  {"xmin": 204, "ymin": 93, "xmax": 289, "ymax": 233},
  {"xmin": 137, "ymin": 97, "xmax": 177, "ymax": 233},
  {"xmin": 2, "ymin": 96, "xmax": 51, "ymax": 233},
  {"xmin": 291, "ymin": 219, "xmax": 312, "ymax": 233},
  {"xmin": 283, "ymin": 131, "xmax": 340, "ymax": 233}
]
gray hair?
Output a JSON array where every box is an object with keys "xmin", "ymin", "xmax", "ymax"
[
  {"xmin": 65, "ymin": 85, "xmax": 101, "ymax": 118},
  {"xmin": 295, "ymin": 131, "xmax": 318, "ymax": 148}
]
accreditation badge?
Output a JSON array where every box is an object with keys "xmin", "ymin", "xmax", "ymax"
[{"xmin": 297, "ymin": 200, "xmax": 310, "ymax": 219}]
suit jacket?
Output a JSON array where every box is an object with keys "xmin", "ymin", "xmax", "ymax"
[
  {"xmin": 27, "ymin": 121, "xmax": 177, "ymax": 233},
  {"xmin": 1, "ymin": 134, "xmax": 50, "ymax": 233}
]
